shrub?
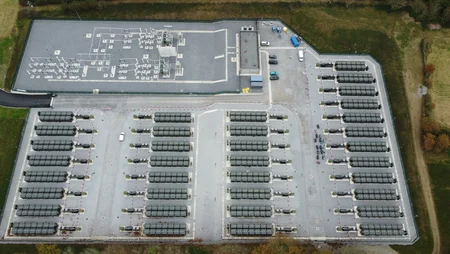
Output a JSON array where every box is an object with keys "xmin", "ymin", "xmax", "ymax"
[{"xmin": 423, "ymin": 132, "xmax": 436, "ymax": 151}]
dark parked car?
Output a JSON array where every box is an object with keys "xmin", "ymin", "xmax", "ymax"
[
  {"xmin": 269, "ymin": 60, "xmax": 278, "ymax": 65},
  {"xmin": 317, "ymin": 124, "xmax": 320, "ymax": 129},
  {"xmin": 270, "ymin": 75, "xmax": 279, "ymax": 80},
  {"xmin": 269, "ymin": 54, "xmax": 277, "ymax": 59}
]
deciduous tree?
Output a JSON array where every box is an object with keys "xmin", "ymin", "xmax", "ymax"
[
  {"xmin": 423, "ymin": 132, "xmax": 436, "ymax": 151},
  {"xmin": 424, "ymin": 63, "xmax": 435, "ymax": 74},
  {"xmin": 434, "ymin": 133, "xmax": 450, "ymax": 153},
  {"xmin": 422, "ymin": 117, "xmax": 440, "ymax": 134}
]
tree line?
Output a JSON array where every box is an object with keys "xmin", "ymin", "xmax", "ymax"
[{"xmin": 17, "ymin": 0, "xmax": 450, "ymax": 27}]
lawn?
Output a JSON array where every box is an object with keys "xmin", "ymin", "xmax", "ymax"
[
  {"xmin": 424, "ymin": 31, "xmax": 450, "ymax": 128},
  {"xmin": 428, "ymin": 160, "xmax": 450, "ymax": 254},
  {"xmin": 0, "ymin": 2, "xmax": 445, "ymax": 253},
  {"xmin": 0, "ymin": 0, "xmax": 19, "ymax": 90},
  {"xmin": 0, "ymin": 108, "xmax": 27, "ymax": 220}
]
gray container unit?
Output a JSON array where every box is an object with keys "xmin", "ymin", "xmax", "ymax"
[
  {"xmin": 337, "ymin": 73, "xmax": 375, "ymax": 84},
  {"xmin": 38, "ymin": 111, "xmax": 74, "ymax": 122},
  {"xmin": 19, "ymin": 187, "xmax": 65, "ymax": 199},
  {"xmin": 229, "ymin": 172, "xmax": 270, "ymax": 183},
  {"xmin": 229, "ymin": 205, "xmax": 272, "ymax": 217},
  {"xmin": 152, "ymin": 126, "xmax": 191, "ymax": 137},
  {"xmin": 347, "ymin": 141, "xmax": 388, "ymax": 152},
  {"xmin": 229, "ymin": 188, "xmax": 272, "ymax": 200},
  {"xmin": 27, "ymin": 155, "xmax": 71, "ymax": 167},
  {"xmin": 339, "ymin": 86, "xmax": 378, "ymax": 97},
  {"xmin": 154, "ymin": 112, "xmax": 192, "ymax": 123},
  {"xmin": 340, "ymin": 99, "xmax": 380, "ymax": 110},
  {"xmin": 229, "ymin": 111, "xmax": 268, "ymax": 122},
  {"xmin": 354, "ymin": 189, "xmax": 399, "ymax": 201},
  {"xmin": 151, "ymin": 141, "xmax": 191, "ymax": 152},
  {"xmin": 149, "ymin": 156, "xmax": 190, "ymax": 167},
  {"xmin": 10, "ymin": 221, "xmax": 58, "ymax": 236},
  {"xmin": 352, "ymin": 172, "xmax": 395, "ymax": 184},
  {"xmin": 342, "ymin": 113, "xmax": 383, "ymax": 123},
  {"xmin": 148, "ymin": 172, "xmax": 189, "ymax": 183},
  {"xmin": 334, "ymin": 61, "xmax": 367, "ymax": 71},
  {"xmin": 357, "ymin": 206, "xmax": 403, "ymax": 218},
  {"xmin": 349, "ymin": 157, "xmax": 392, "ymax": 168},
  {"xmin": 229, "ymin": 140, "xmax": 269, "ymax": 151},
  {"xmin": 145, "ymin": 205, "xmax": 188, "ymax": 217},
  {"xmin": 15, "ymin": 204, "xmax": 61, "ymax": 217},
  {"xmin": 229, "ymin": 156, "xmax": 270, "ymax": 167},
  {"xmin": 359, "ymin": 224, "xmax": 407, "ymax": 236},
  {"xmin": 143, "ymin": 223, "xmax": 187, "ymax": 236},
  {"xmin": 147, "ymin": 188, "xmax": 189, "ymax": 200},
  {"xmin": 31, "ymin": 140, "xmax": 74, "ymax": 151},
  {"xmin": 229, "ymin": 223, "xmax": 274, "ymax": 236},
  {"xmin": 345, "ymin": 127, "xmax": 386, "ymax": 138},
  {"xmin": 23, "ymin": 171, "xmax": 68, "ymax": 183},
  {"xmin": 229, "ymin": 126, "xmax": 268, "ymax": 137},
  {"xmin": 35, "ymin": 125, "xmax": 77, "ymax": 136}
]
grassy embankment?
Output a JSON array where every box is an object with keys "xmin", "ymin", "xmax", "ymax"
[{"xmin": 0, "ymin": 108, "xmax": 27, "ymax": 222}]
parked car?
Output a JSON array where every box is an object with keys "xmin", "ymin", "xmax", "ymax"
[
  {"xmin": 298, "ymin": 49, "xmax": 304, "ymax": 62},
  {"xmin": 270, "ymin": 75, "xmax": 279, "ymax": 80},
  {"xmin": 269, "ymin": 60, "xmax": 278, "ymax": 65},
  {"xmin": 270, "ymin": 71, "xmax": 279, "ymax": 76},
  {"xmin": 261, "ymin": 41, "xmax": 270, "ymax": 46},
  {"xmin": 317, "ymin": 124, "xmax": 320, "ymax": 129},
  {"xmin": 269, "ymin": 54, "xmax": 277, "ymax": 59}
]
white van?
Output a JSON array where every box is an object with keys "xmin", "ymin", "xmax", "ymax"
[
  {"xmin": 298, "ymin": 50, "xmax": 304, "ymax": 62},
  {"xmin": 261, "ymin": 41, "xmax": 270, "ymax": 46}
]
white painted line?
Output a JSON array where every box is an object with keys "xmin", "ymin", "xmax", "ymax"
[
  {"xmin": 215, "ymin": 55, "xmax": 224, "ymax": 59},
  {"xmin": 225, "ymin": 29, "xmax": 228, "ymax": 81},
  {"xmin": 260, "ymin": 50, "xmax": 272, "ymax": 105},
  {"xmin": 263, "ymin": 47, "xmax": 295, "ymax": 50},
  {"xmin": 48, "ymin": 79, "xmax": 227, "ymax": 84}
]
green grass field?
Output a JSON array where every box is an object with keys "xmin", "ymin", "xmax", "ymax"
[
  {"xmin": 0, "ymin": 3, "xmax": 443, "ymax": 253},
  {"xmin": 428, "ymin": 160, "xmax": 450, "ymax": 254},
  {"xmin": 0, "ymin": 108, "xmax": 27, "ymax": 210},
  {"xmin": 0, "ymin": 108, "xmax": 30, "ymax": 254}
]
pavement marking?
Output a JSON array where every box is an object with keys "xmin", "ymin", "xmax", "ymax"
[
  {"xmin": 192, "ymin": 109, "xmax": 218, "ymax": 239},
  {"xmin": 260, "ymin": 50, "xmax": 273, "ymax": 106},
  {"xmin": 214, "ymin": 55, "xmax": 225, "ymax": 59}
]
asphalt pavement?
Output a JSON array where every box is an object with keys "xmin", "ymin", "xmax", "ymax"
[{"xmin": 0, "ymin": 90, "xmax": 51, "ymax": 108}]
